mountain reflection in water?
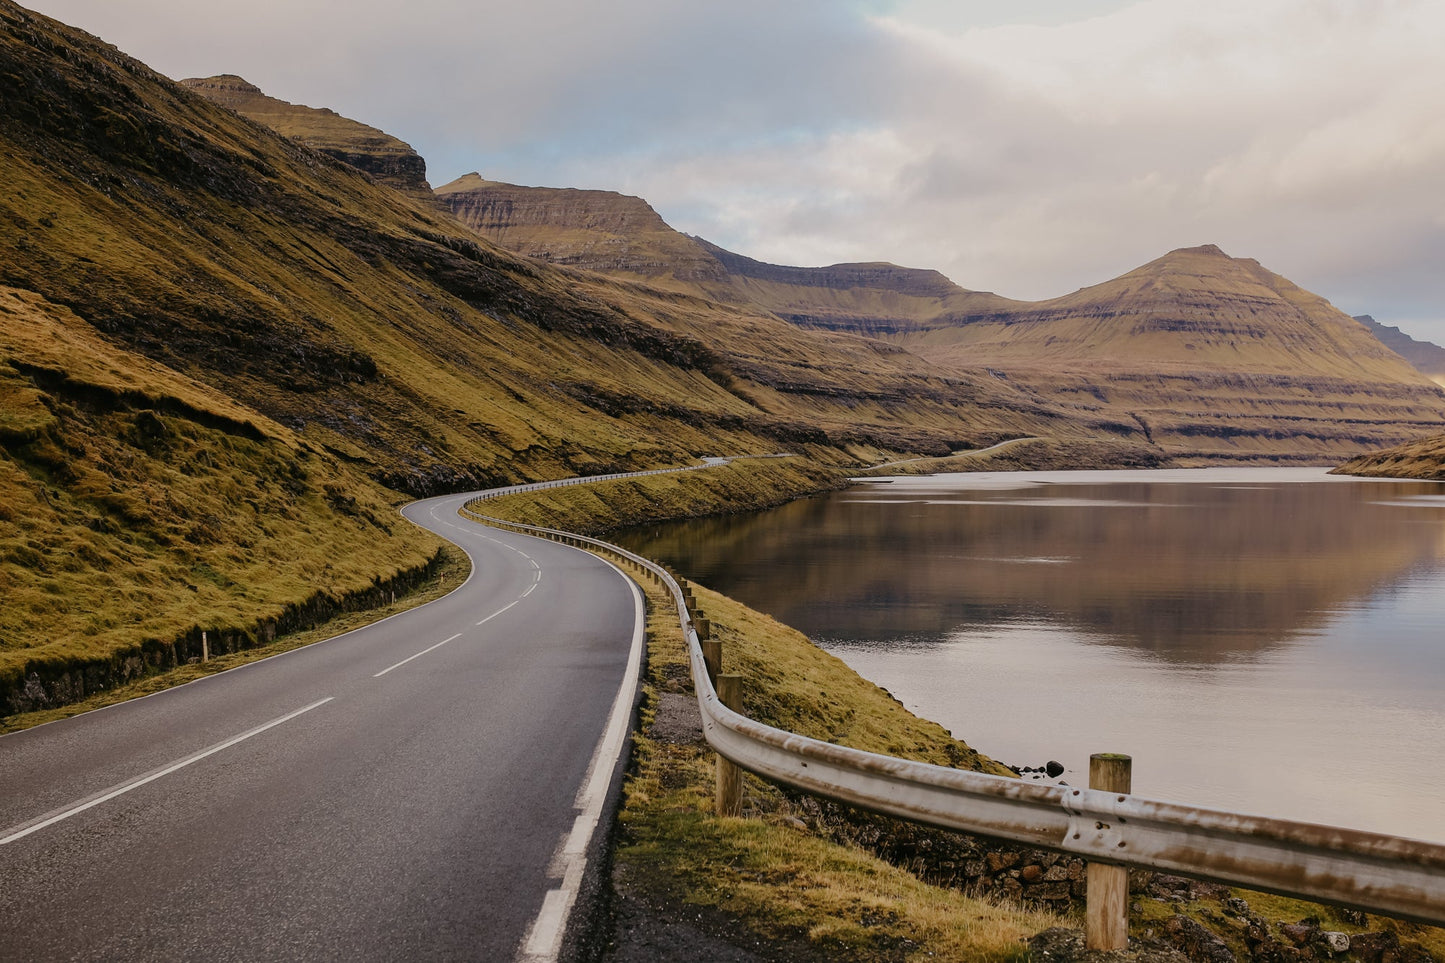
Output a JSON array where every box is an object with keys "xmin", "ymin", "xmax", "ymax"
[
  {"xmin": 616, "ymin": 468, "xmax": 1445, "ymax": 840},
  {"xmin": 621, "ymin": 468, "xmax": 1445, "ymax": 661}
]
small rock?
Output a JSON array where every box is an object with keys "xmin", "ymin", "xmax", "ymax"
[
  {"xmin": 1280, "ymin": 923, "xmax": 1317, "ymax": 947},
  {"xmin": 1318, "ymin": 932, "xmax": 1350, "ymax": 954},
  {"xmin": 1334, "ymin": 909, "xmax": 1367, "ymax": 927},
  {"xmin": 986, "ymin": 851, "xmax": 1020, "ymax": 873},
  {"xmin": 1046, "ymin": 760, "xmax": 1066, "ymax": 777},
  {"xmin": 1347, "ymin": 932, "xmax": 1398, "ymax": 963},
  {"xmin": 1224, "ymin": 898, "xmax": 1251, "ymax": 917}
]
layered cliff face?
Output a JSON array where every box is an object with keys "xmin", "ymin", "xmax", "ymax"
[
  {"xmin": 435, "ymin": 174, "xmax": 726, "ymax": 283},
  {"xmin": 883, "ymin": 246, "xmax": 1445, "ymax": 464},
  {"xmin": 181, "ymin": 74, "xmax": 432, "ymax": 195},
  {"xmin": 436, "ymin": 176, "xmax": 1017, "ymax": 331},
  {"xmin": 437, "ymin": 173, "xmax": 1445, "ymax": 465}
]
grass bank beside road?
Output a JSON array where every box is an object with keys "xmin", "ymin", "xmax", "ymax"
[
  {"xmin": 480, "ymin": 458, "xmax": 1072, "ymax": 959},
  {"xmin": 484, "ymin": 457, "xmax": 1445, "ymax": 962},
  {"xmin": 473, "ymin": 453, "xmax": 846, "ymax": 535}
]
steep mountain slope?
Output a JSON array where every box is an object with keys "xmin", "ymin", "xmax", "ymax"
[
  {"xmin": 1355, "ymin": 315, "xmax": 1445, "ymax": 387},
  {"xmin": 0, "ymin": 284, "xmax": 442, "ymax": 710},
  {"xmin": 180, "ymin": 74, "xmax": 432, "ymax": 196},
  {"xmin": 1, "ymin": 1, "xmax": 1075, "ymax": 491},
  {"xmin": 0, "ymin": 1, "xmax": 1093, "ymax": 708}
]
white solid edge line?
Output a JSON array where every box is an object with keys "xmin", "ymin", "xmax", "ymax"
[
  {"xmin": 0, "ymin": 697, "xmax": 334, "ymax": 846},
  {"xmin": 373, "ymin": 633, "xmax": 464, "ymax": 678},
  {"xmin": 519, "ymin": 559, "xmax": 646, "ymax": 963}
]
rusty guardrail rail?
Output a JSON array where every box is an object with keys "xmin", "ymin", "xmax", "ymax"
[{"xmin": 460, "ymin": 469, "xmax": 1445, "ymax": 939}]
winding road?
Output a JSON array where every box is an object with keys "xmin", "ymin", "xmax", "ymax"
[{"xmin": 0, "ymin": 491, "xmax": 643, "ymax": 962}]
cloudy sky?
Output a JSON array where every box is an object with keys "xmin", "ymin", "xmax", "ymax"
[{"xmin": 25, "ymin": 0, "xmax": 1445, "ymax": 341}]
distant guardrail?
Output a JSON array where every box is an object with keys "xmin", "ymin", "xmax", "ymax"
[{"xmin": 460, "ymin": 466, "xmax": 1445, "ymax": 946}]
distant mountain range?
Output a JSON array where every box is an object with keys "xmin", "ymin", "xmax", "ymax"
[
  {"xmin": 1353, "ymin": 315, "xmax": 1445, "ymax": 387},
  {"xmin": 428, "ymin": 175, "xmax": 1445, "ymax": 465}
]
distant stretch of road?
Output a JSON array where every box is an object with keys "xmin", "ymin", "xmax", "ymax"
[{"xmin": 0, "ymin": 490, "xmax": 644, "ymax": 962}]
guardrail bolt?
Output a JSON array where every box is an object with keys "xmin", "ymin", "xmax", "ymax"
[
  {"xmin": 1086, "ymin": 753, "xmax": 1133, "ymax": 951},
  {"xmin": 715, "ymin": 674, "xmax": 744, "ymax": 817}
]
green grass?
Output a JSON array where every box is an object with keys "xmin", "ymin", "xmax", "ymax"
[
  {"xmin": 1, "ymin": 543, "xmax": 468, "ymax": 734},
  {"xmin": 472, "ymin": 455, "xmax": 846, "ymax": 535},
  {"xmin": 0, "ymin": 291, "xmax": 443, "ymax": 713},
  {"xmin": 612, "ymin": 560, "xmax": 1062, "ymax": 961}
]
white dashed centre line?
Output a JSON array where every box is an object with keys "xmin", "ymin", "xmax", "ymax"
[{"xmin": 373, "ymin": 633, "xmax": 463, "ymax": 678}]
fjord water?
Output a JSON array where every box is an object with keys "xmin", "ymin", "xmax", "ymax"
[{"xmin": 617, "ymin": 468, "xmax": 1445, "ymax": 843}]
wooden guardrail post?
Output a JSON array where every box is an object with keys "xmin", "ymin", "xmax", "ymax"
[
  {"xmin": 715, "ymin": 674, "xmax": 744, "ymax": 817},
  {"xmin": 696, "ymin": 618, "xmax": 721, "ymax": 686},
  {"xmin": 1086, "ymin": 753, "xmax": 1132, "ymax": 951}
]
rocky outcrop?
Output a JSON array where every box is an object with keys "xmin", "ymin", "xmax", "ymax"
[{"xmin": 181, "ymin": 74, "xmax": 432, "ymax": 195}]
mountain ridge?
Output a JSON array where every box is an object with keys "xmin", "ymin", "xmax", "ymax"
[
  {"xmin": 433, "ymin": 174, "xmax": 1445, "ymax": 463},
  {"xmin": 180, "ymin": 73, "xmax": 433, "ymax": 196}
]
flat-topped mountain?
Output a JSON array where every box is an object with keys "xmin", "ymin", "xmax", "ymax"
[
  {"xmin": 438, "ymin": 174, "xmax": 1445, "ymax": 464},
  {"xmin": 434, "ymin": 173, "xmax": 725, "ymax": 281},
  {"xmin": 182, "ymin": 74, "xmax": 432, "ymax": 195},
  {"xmin": 435, "ymin": 175, "xmax": 1017, "ymax": 332}
]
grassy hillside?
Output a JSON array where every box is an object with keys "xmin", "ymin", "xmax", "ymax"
[
  {"xmin": 1333, "ymin": 432, "xmax": 1445, "ymax": 479},
  {"xmin": 0, "ymin": 0, "xmax": 1096, "ymax": 714},
  {"xmin": 0, "ymin": 285, "xmax": 442, "ymax": 710}
]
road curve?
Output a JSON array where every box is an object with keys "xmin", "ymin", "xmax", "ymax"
[{"xmin": 0, "ymin": 490, "xmax": 643, "ymax": 962}]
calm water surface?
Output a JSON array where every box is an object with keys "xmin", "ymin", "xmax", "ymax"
[{"xmin": 616, "ymin": 468, "xmax": 1445, "ymax": 843}]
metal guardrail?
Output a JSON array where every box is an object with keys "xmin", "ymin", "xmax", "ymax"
[{"xmin": 461, "ymin": 472, "xmax": 1445, "ymax": 930}]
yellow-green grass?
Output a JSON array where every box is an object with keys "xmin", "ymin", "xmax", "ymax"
[
  {"xmin": 1333, "ymin": 432, "xmax": 1445, "ymax": 479},
  {"xmin": 487, "ymin": 464, "xmax": 1444, "ymax": 958},
  {"xmin": 0, "ymin": 290, "xmax": 443, "ymax": 710},
  {"xmin": 613, "ymin": 560, "xmax": 1062, "ymax": 960},
  {"xmin": 1, "ymin": 543, "xmax": 468, "ymax": 734},
  {"xmin": 473, "ymin": 455, "xmax": 847, "ymax": 535},
  {"xmin": 858, "ymin": 436, "xmax": 1170, "ymax": 475},
  {"xmin": 1131, "ymin": 883, "xmax": 1445, "ymax": 960}
]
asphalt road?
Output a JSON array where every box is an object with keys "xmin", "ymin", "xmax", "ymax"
[{"xmin": 0, "ymin": 491, "xmax": 644, "ymax": 962}]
